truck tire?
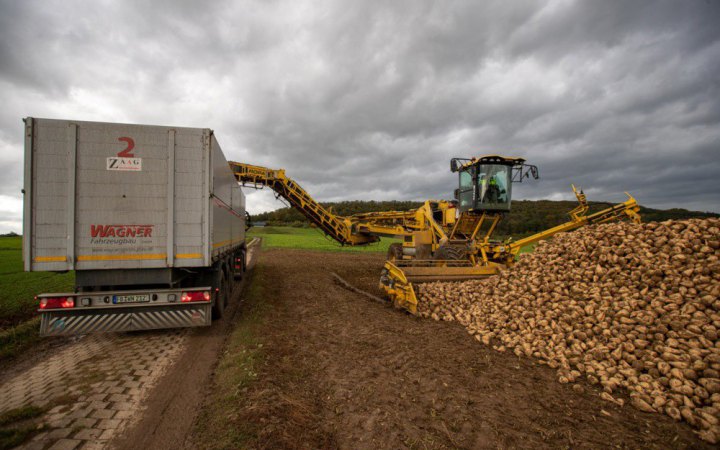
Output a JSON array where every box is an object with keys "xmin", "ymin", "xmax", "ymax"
[
  {"xmin": 212, "ymin": 270, "xmax": 226, "ymax": 320},
  {"xmin": 233, "ymin": 249, "xmax": 246, "ymax": 280},
  {"xmin": 224, "ymin": 265, "xmax": 232, "ymax": 306}
]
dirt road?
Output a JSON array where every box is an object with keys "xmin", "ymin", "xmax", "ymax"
[
  {"xmin": 188, "ymin": 249, "xmax": 711, "ymax": 449},
  {"xmin": 113, "ymin": 270, "xmax": 253, "ymax": 450}
]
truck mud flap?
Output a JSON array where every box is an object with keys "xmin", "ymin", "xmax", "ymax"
[{"xmin": 39, "ymin": 304, "xmax": 212, "ymax": 336}]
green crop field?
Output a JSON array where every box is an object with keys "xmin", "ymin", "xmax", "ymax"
[
  {"xmin": 247, "ymin": 226, "xmax": 537, "ymax": 255},
  {"xmin": 247, "ymin": 226, "xmax": 399, "ymax": 253},
  {"xmin": 0, "ymin": 236, "xmax": 74, "ymax": 361},
  {"xmin": 0, "ymin": 237, "xmax": 74, "ymax": 328},
  {"xmin": 518, "ymin": 243, "xmax": 536, "ymax": 254}
]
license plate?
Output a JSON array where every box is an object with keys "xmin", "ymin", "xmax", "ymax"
[{"xmin": 113, "ymin": 294, "xmax": 150, "ymax": 304}]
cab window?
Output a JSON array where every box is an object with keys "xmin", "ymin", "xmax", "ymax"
[
  {"xmin": 458, "ymin": 169, "xmax": 474, "ymax": 210},
  {"xmin": 477, "ymin": 164, "xmax": 510, "ymax": 210}
]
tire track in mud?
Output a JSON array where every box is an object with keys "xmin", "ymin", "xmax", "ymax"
[{"xmin": 112, "ymin": 243, "xmax": 260, "ymax": 450}]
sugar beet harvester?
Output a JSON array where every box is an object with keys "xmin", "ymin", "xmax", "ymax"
[{"xmin": 231, "ymin": 156, "xmax": 640, "ymax": 313}]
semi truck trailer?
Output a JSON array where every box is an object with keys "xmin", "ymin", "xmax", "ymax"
[{"xmin": 23, "ymin": 118, "xmax": 248, "ymax": 335}]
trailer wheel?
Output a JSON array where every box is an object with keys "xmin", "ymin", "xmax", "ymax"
[
  {"xmin": 224, "ymin": 266, "xmax": 232, "ymax": 307},
  {"xmin": 212, "ymin": 270, "xmax": 226, "ymax": 320},
  {"xmin": 233, "ymin": 249, "xmax": 246, "ymax": 280}
]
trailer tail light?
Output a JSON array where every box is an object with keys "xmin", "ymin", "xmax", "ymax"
[
  {"xmin": 39, "ymin": 297, "xmax": 75, "ymax": 309},
  {"xmin": 181, "ymin": 291, "xmax": 211, "ymax": 303}
]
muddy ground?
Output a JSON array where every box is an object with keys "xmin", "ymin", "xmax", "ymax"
[{"xmin": 184, "ymin": 249, "xmax": 710, "ymax": 450}]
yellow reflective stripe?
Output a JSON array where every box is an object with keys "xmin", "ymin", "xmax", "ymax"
[
  {"xmin": 38, "ymin": 253, "xmax": 206, "ymax": 262},
  {"xmin": 43, "ymin": 251, "xmax": 225, "ymax": 262},
  {"xmin": 77, "ymin": 253, "xmax": 166, "ymax": 261},
  {"xmin": 212, "ymin": 239, "xmax": 242, "ymax": 248},
  {"xmin": 33, "ymin": 256, "xmax": 67, "ymax": 262},
  {"xmin": 175, "ymin": 253, "xmax": 203, "ymax": 259}
]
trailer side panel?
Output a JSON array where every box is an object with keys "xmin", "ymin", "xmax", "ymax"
[{"xmin": 26, "ymin": 118, "xmax": 243, "ymax": 272}]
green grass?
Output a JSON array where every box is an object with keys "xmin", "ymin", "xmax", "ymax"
[
  {"xmin": 192, "ymin": 266, "xmax": 268, "ymax": 449},
  {"xmin": 0, "ymin": 237, "xmax": 75, "ymax": 328},
  {"xmin": 248, "ymin": 226, "xmax": 399, "ymax": 253},
  {"xmin": 248, "ymin": 226, "xmax": 537, "ymax": 257},
  {"xmin": 0, "ymin": 405, "xmax": 47, "ymax": 450},
  {"xmin": 0, "ymin": 236, "xmax": 74, "ymax": 361},
  {"xmin": 0, "ymin": 425, "xmax": 40, "ymax": 450},
  {"xmin": 0, "ymin": 406, "xmax": 45, "ymax": 428},
  {"xmin": 518, "ymin": 243, "xmax": 536, "ymax": 255},
  {"xmin": 0, "ymin": 318, "xmax": 42, "ymax": 361}
]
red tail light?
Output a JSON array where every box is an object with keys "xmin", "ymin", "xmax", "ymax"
[
  {"xmin": 181, "ymin": 291, "xmax": 211, "ymax": 302},
  {"xmin": 39, "ymin": 297, "xmax": 75, "ymax": 309}
]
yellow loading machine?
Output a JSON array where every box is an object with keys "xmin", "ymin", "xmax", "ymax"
[{"xmin": 230, "ymin": 156, "xmax": 640, "ymax": 313}]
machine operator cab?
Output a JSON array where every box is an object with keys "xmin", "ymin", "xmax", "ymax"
[{"xmin": 451, "ymin": 155, "xmax": 539, "ymax": 213}]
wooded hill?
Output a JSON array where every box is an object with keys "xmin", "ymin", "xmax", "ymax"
[{"xmin": 251, "ymin": 200, "xmax": 719, "ymax": 236}]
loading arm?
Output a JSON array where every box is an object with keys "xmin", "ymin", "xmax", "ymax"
[
  {"xmin": 503, "ymin": 186, "xmax": 641, "ymax": 260},
  {"xmin": 229, "ymin": 162, "xmax": 379, "ymax": 246}
]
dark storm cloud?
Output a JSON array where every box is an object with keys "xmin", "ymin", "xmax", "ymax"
[{"xmin": 0, "ymin": 0, "xmax": 719, "ymax": 232}]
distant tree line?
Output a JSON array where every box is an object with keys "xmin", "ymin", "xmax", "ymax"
[{"xmin": 252, "ymin": 200, "xmax": 719, "ymax": 236}]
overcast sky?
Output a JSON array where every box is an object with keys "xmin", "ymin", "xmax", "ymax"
[{"xmin": 1, "ymin": 0, "xmax": 719, "ymax": 233}]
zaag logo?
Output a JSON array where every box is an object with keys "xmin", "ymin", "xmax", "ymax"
[{"xmin": 107, "ymin": 137, "xmax": 142, "ymax": 171}]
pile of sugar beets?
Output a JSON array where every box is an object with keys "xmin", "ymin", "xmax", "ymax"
[{"xmin": 417, "ymin": 219, "xmax": 720, "ymax": 443}]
